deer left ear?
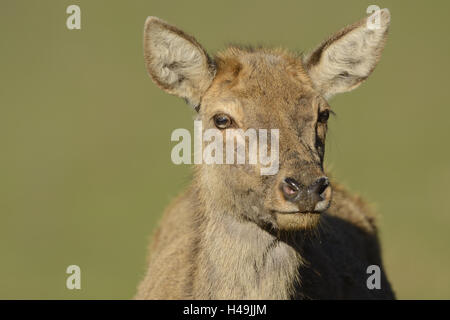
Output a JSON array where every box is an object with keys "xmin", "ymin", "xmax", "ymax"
[
  {"xmin": 303, "ymin": 8, "xmax": 391, "ymax": 99},
  {"xmin": 143, "ymin": 17, "xmax": 216, "ymax": 108}
]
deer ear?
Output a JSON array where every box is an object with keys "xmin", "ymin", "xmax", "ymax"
[
  {"xmin": 303, "ymin": 8, "xmax": 390, "ymax": 99},
  {"xmin": 143, "ymin": 17, "xmax": 216, "ymax": 108}
]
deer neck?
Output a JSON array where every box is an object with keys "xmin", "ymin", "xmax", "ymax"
[{"xmin": 192, "ymin": 179, "xmax": 304, "ymax": 299}]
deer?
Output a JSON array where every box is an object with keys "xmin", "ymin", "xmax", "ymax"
[{"xmin": 136, "ymin": 9, "xmax": 395, "ymax": 299}]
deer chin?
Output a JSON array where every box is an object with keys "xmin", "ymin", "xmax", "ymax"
[{"xmin": 274, "ymin": 211, "xmax": 321, "ymax": 231}]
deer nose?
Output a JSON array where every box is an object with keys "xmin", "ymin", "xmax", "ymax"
[
  {"xmin": 281, "ymin": 177, "xmax": 302, "ymax": 201},
  {"xmin": 281, "ymin": 176, "xmax": 331, "ymax": 212},
  {"xmin": 308, "ymin": 177, "xmax": 330, "ymax": 202}
]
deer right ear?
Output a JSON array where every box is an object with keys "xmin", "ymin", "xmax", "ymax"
[
  {"xmin": 303, "ymin": 9, "xmax": 390, "ymax": 100},
  {"xmin": 143, "ymin": 17, "xmax": 216, "ymax": 109}
]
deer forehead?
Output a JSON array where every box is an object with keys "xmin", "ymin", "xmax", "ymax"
[{"xmin": 202, "ymin": 49, "xmax": 318, "ymax": 119}]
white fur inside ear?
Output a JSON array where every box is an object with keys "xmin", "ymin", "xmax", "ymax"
[
  {"xmin": 148, "ymin": 27, "xmax": 203, "ymax": 86},
  {"xmin": 306, "ymin": 9, "xmax": 390, "ymax": 99},
  {"xmin": 144, "ymin": 17, "xmax": 215, "ymax": 107}
]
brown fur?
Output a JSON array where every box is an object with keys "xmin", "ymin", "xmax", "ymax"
[{"xmin": 136, "ymin": 10, "xmax": 395, "ymax": 299}]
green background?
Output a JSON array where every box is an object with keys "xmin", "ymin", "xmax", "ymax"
[{"xmin": 1, "ymin": 0, "xmax": 449, "ymax": 299}]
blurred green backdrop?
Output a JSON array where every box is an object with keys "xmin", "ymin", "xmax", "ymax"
[{"xmin": 1, "ymin": 0, "xmax": 449, "ymax": 299}]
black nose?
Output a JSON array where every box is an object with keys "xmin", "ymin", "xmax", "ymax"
[
  {"xmin": 307, "ymin": 177, "xmax": 329, "ymax": 202},
  {"xmin": 281, "ymin": 177, "xmax": 301, "ymax": 201},
  {"xmin": 281, "ymin": 176, "xmax": 330, "ymax": 211}
]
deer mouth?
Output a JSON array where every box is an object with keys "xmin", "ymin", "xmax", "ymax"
[
  {"xmin": 272, "ymin": 210, "xmax": 321, "ymax": 215},
  {"xmin": 273, "ymin": 209, "xmax": 322, "ymax": 230}
]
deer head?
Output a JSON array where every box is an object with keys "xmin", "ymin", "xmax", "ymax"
[{"xmin": 143, "ymin": 9, "xmax": 390, "ymax": 231}]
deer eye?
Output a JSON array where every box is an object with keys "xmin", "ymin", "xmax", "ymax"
[
  {"xmin": 318, "ymin": 110, "xmax": 330, "ymax": 123},
  {"xmin": 213, "ymin": 114, "xmax": 232, "ymax": 129}
]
